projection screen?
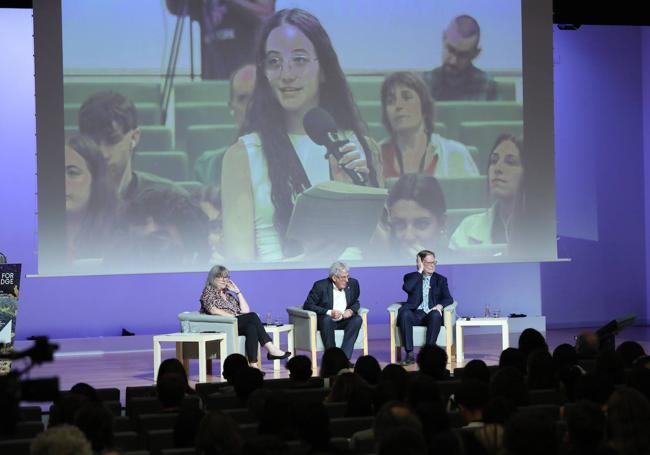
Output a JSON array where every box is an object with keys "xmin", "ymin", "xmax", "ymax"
[{"xmin": 34, "ymin": 0, "xmax": 556, "ymax": 275}]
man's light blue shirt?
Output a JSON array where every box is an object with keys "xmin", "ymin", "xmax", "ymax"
[{"xmin": 418, "ymin": 274, "xmax": 432, "ymax": 314}]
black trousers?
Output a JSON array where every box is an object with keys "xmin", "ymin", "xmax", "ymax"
[
  {"xmin": 317, "ymin": 314, "xmax": 362, "ymax": 359},
  {"xmin": 397, "ymin": 307, "xmax": 443, "ymax": 353},
  {"xmin": 236, "ymin": 312, "xmax": 271, "ymax": 362}
]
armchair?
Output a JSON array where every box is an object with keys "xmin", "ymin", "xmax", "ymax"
[
  {"xmin": 287, "ymin": 307, "xmax": 369, "ymax": 371},
  {"xmin": 177, "ymin": 311, "xmax": 261, "ymax": 370},
  {"xmin": 387, "ymin": 301, "xmax": 458, "ymax": 364}
]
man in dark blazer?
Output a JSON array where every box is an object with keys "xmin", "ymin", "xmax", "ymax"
[
  {"xmin": 398, "ymin": 250, "xmax": 454, "ymax": 365},
  {"xmin": 303, "ymin": 262, "xmax": 362, "ymax": 359}
]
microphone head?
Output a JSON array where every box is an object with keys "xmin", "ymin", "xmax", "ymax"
[{"xmin": 303, "ymin": 107, "xmax": 337, "ymax": 146}]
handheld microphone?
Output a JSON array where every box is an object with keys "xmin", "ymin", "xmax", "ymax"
[{"xmin": 303, "ymin": 107, "xmax": 366, "ymax": 185}]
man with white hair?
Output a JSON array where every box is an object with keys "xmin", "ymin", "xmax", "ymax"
[{"xmin": 303, "ymin": 262, "xmax": 362, "ymax": 359}]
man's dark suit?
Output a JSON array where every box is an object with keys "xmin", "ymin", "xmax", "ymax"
[
  {"xmin": 303, "ymin": 277, "xmax": 362, "ymax": 359},
  {"xmin": 398, "ymin": 271, "xmax": 453, "ymax": 352}
]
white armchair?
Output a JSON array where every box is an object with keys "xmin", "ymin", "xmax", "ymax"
[
  {"xmin": 387, "ymin": 301, "xmax": 458, "ymax": 364},
  {"xmin": 287, "ymin": 307, "xmax": 369, "ymax": 371}
]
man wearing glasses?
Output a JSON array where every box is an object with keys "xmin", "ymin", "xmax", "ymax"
[
  {"xmin": 397, "ymin": 249, "xmax": 454, "ymax": 365},
  {"xmin": 422, "ymin": 15, "xmax": 498, "ymax": 101}
]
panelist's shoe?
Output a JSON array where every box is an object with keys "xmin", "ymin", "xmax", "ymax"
[
  {"xmin": 401, "ymin": 352, "xmax": 416, "ymax": 366},
  {"xmin": 267, "ymin": 351, "xmax": 291, "ymax": 361}
]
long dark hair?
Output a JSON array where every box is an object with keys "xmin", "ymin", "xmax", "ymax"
[
  {"xmin": 387, "ymin": 173, "xmax": 447, "ymax": 226},
  {"xmin": 66, "ymin": 135, "xmax": 117, "ymax": 256},
  {"xmin": 487, "ymin": 134, "xmax": 526, "ymax": 246},
  {"xmin": 242, "ymin": 8, "xmax": 378, "ymax": 241}
]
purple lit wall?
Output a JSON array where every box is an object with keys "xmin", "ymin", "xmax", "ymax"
[
  {"xmin": 644, "ymin": 28, "xmax": 650, "ymax": 323},
  {"xmin": 1, "ymin": 10, "xmax": 648, "ymax": 340},
  {"xmin": 542, "ymin": 26, "xmax": 648, "ymax": 327}
]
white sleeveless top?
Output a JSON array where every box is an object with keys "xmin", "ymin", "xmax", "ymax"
[{"xmin": 240, "ymin": 132, "xmax": 366, "ymax": 261}]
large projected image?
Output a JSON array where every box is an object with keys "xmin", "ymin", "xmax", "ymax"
[{"xmin": 37, "ymin": 0, "xmax": 554, "ymax": 275}]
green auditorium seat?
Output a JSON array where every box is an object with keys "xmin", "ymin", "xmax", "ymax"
[
  {"xmin": 186, "ymin": 124, "xmax": 238, "ymax": 166},
  {"xmin": 133, "ymin": 151, "xmax": 189, "ymax": 182},
  {"xmin": 64, "ymin": 102, "xmax": 160, "ymax": 127},
  {"xmin": 466, "ymin": 146, "xmax": 480, "ymax": 171},
  {"xmin": 193, "ymin": 148, "xmax": 227, "ymax": 184},
  {"xmin": 357, "ymin": 100, "xmax": 382, "ymax": 124},
  {"xmin": 495, "ymin": 79, "xmax": 517, "ymax": 101},
  {"xmin": 347, "ymin": 76, "xmax": 383, "ymax": 102},
  {"xmin": 175, "ymin": 80, "xmax": 230, "ymax": 103},
  {"xmin": 435, "ymin": 101, "xmax": 523, "ymax": 142},
  {"xmin": 367, "ymin": 122, "xmax": 388, "ymax": 143},
  {"xmin": 437, "ymin": 176, "xmax": 488, "ymax": 209},
  {"xmin": 446, "ymin": 208, "xmax": 485, "ymax": 237},
  {"xmin": 174, "ymin": 102, "xmax": 232, "ymax": 149},
  {"xmin": 459, "ymin": 120, "xmax": 523, "ymax": 170},
  {"xmin": 138, "ymin": 126, "xmax": 173, "ymax": 152},
  {"xmin": 63, "ymin": 81, "xmax": 161, "ymax": 104}
]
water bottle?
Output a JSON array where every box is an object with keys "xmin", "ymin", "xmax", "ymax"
[{"xmin": 484, "ymin": 304, "xmax": 491, "ymax": 318}]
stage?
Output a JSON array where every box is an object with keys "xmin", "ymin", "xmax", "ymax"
[{"xmin": 13, "ymin": 325, "xmax": 650, "ymax": 407}]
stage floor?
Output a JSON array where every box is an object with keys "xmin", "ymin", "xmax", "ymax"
[{"xmin": 15, "ymin": 326, "xmax": 650, "ymax": 406}]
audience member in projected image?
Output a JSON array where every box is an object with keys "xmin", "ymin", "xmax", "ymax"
[
  {"xmin": 194, "ymin": 63, "xmax": 256, "ymax": 184},
  {"xmin": 422, "ymin": 15, "xmax": 498, "ymax": 101},
  {"xmin": 193, "ymin": 184, "xmax": 225, "ymax": 262},
  {"xmin": 449, "ymin": 134, "xmax": 524, "ymax": 253},
  {"xmin": 122, "ymin": 187, "xmax": 210, "ymax": 268},
  {"xmin": 199, "ymin": 265, "xmax": 290, "ymax": 364},
  {"xmin": 166, "ymin": 0, "xmax": 275, "ymax": 80},
  {"xmin": 372, "ymin": 173, "xmax": 448, "ymax": 260},
  {"xmin": 78, "ymin": 91, "xmax": 190, "ymax": 206},
  {"xmin": 221, "ymin": 8, "xmax": 383, "ymax": 262},
  {"xmin": 380, "ymin": 71, "xmax": 479, "ymax": 180},
  {"xmin": 64, "ymin": 135, "xmax": 117, "ymax": 262}
]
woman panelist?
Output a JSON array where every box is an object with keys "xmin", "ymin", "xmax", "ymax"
[{"xmin": 200, "ymin": 265, "xmax": 290, "ymax": 365}]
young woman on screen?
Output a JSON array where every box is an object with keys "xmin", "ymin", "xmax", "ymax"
[
  {"xmin": 65, "ymin": 135, "xmax": 116, "ymax": 262},
  {"xmin": 382, "ymin": 173, "xmax": 448, "ymax": 259},
  {"xmin": 220, "ymin": 8, "xmax": 383, "ymax": 263},
  {"xmin": 380, "ymin": 71, "xmax": 479, "ymax": 180},
  {"xmin": 199, "ymin": 265, "xmax": 290, "ymax": 365},
  {"xmin": 449, "ymin": 134, "xmax": 525, "ymax": 252}
]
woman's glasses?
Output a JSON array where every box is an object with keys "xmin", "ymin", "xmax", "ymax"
[{"xmin": 264, "ymin": 54, "xmax": 318, "ymax": 78}]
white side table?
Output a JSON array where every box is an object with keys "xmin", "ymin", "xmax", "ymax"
[
  {"xmin": 153, "ymin": 332, "xmax": 227, "ymax": 383},
  {"xmin": 455, "ymin": 317, "xmax": 509, "ymax": 364},
  {"xmin": 263, "ymin": 324, "xmax": 294, "ymax": 371}
]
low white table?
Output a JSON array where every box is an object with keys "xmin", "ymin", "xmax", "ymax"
[
  {"xmin": 153, "ymin": 332, "xmax": 227, "ymax": 383},
  {"xmin": 455, "ymin": 317, "xmax": 509, "ymax": 364},
  {"xmin": 263, "ymin": 323, "xmax": 294, "ymax": 371}
]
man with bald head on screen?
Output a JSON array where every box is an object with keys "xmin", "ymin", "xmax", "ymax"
[{"xmin": 422, "ymin": 15, "xmax": 498, "ymax": 101}]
